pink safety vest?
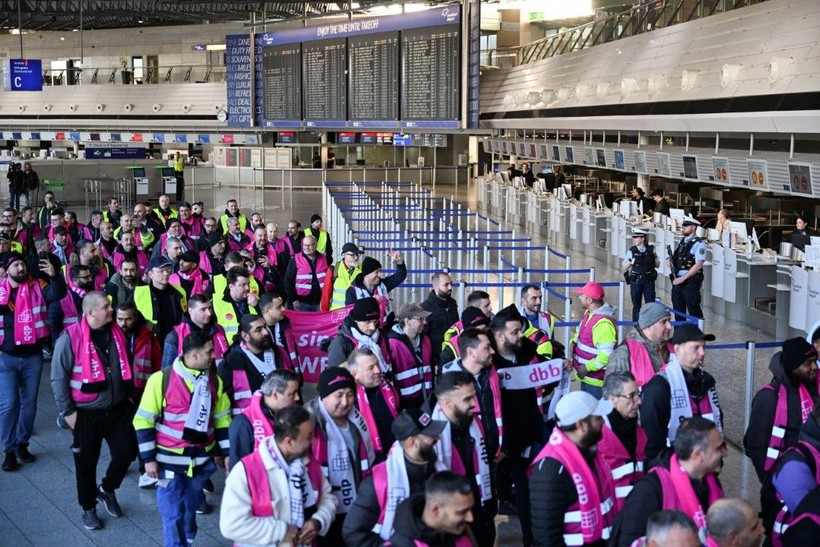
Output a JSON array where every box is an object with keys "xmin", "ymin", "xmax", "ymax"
[
  {"xmin": 312, "ymin": 419, "xmax": 372, "ymax": 480},
  {"xmin": 762, "ymin": 382, "xmax": 814, "ymax": 472},
  {"xmin": 342, "ymin": 333, "xmax": 394, "ymax": 373},
  {"xmin": 274, "ymin": 324, "xmax": 299, "ymax": 373},
  {"xmin": 597, "ymin": 422, "xmax": 647, "ymax": 510},
  {"xmin": 173, "ymin": 321, "xmax": 229, "ymax": 363},
  {"xmin": 772, "ymin": 441, "xmax": 820, "ymax": 546},
  {"xmin": 114, "ymin": 249, "xmax": 148, "ymax": 276},
  {"xmin": 0, "ymin": 278, "xmax": 50, "ymax": 346},
  {"xmin": 356, "ymin": 382, "xmax": 399, "ymax": 453},
  {"xmin": 65, "ymin": 263, "xmax": 108, "ymax": 291},
  {"xmin": 623, "ymin": 339, "xmax": 671, "ymax": 387},
  {"xmin": 155, "ymin": 369, "xmax": 218, "ymax": 450},
  {"xmin": 529, "ymin": 428, "xmax": 616, "ymax": 545},
  {"xmin": 131, "ymin": 325, "xmax": 157, "ymax": 391},
  {"xmin": 198, "ymin": 250, "xmax": 214, "ymax": 275},
  {"xmin": 67, "ymin": 319, "xmax": 132, "ymax": 403},
  {"xmin": 59, "ymin": 287, "xmax": 85, "ymax": 329},
  {"xmin": 294, "ymin": 253, "xmax": 328, "ymax": 296},
  {"xmin": 241, "ymin": 391, "xmax": 275, "ymax": 450},
  {"xmin": 243, "ymin": 446, "xmax": 323, "ymax": 518},
  {"xmin": 572, "ymin": 311, "xmax": 615, "ymax": 382},
  {"xmin": 441, "ymin": 361, "xmax": 504, "ymax": 458},
  {"xmin": 169, "ymin": 270, "xmax": 210, "ymax": 298},
  {"xmin": 181, "ymin": 217, "xmax": 204, "ymax": 240},
  {"xmin": 653, "ymin": 454, "xmax": 724, "ymax": 531},
  {"xmin": 231, "ymin": 368, "xmax": 255, "ymax": 414},
  {"xmin": 388, "ymin": 334, "xmax": 433, "ymax": 404},
  {"xmin": 413, "ymin": 539, "xmax": 474, "ymax": 547}
]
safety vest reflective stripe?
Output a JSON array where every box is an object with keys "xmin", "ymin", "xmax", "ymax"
[
  {"xmin": 773, "ymin": 521, "xmax": 789, "ymax": 534},
  {"xmin": 156, "ymin": 453, "xmax": 212, "ymax": 467},
  {"xmin": 157, "ymin": 423, "xmax": 215, "ymax": 440},
  {"xmin": 399, "ymin": 383, "xmax": 431, "ymax": 396},
  {"xmin": 576, "ymin": 341, "xmax": 599, "ymax": 354},
  {"xmin": 136, "ymin": 408, "xmax": 158, "ymax": 421},
  {"xmin": 772, "ymin": 426, "xmax": 786, "ymax": 439},
  {"xmin": 615, "ymin": 485, "xmax": 634, "ymax": 499},
  {"xmin": 162, "ymin": 411, "xmax": 190, "ymax": 422},
  {"xmin": 395, "ymin": 368, "xmax": 424, "ymax": 381},
  {"xmin": 611, "ymin": 461, "xmax": 642, "ymax": 480},
  {"xmin": 138, "ymin": 441, "xmax": 156, "ymax": 453},
  {"xmin": 564, "ymin": 528, "xmax": 612, "ymax": 546}
]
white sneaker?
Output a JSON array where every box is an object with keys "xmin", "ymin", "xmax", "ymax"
[{"xmin": 139, "ymin": 473, "xmax": 158, "ymax": 489}]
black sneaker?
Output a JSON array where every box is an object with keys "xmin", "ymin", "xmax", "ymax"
[
  {"xmin": 2, "ymin": 451, "xmax": 18, "ymax": 472},
  {"xmin": 16, "ymin": 445, "xmax": 35, "ymax": 463},
  {"xmin": 202, "ymin": 478, "xmax": 215, "ymax": 493},
  {"xmin": 97, "ymin": 485, "xmax": 122, "ymax": 517},
  {"xmin": 82, "ymin": 508, "xmax": 103, "ymax": 530},
  {"xmin": 196, "ymin": 498, "xmax": 211, "ymax": 515}
]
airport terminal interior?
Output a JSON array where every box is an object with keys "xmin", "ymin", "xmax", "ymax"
[{"xmin": 1, "ymin": 0, "xmax": 819, "ymax": 545}]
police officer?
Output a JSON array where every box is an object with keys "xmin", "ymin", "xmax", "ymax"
[
  {"xmin": 623, "ymin": 228, "xmax": 659, "ymax": 322},
  {"xmin": 669, "ymin": 217, "xmax": 706, "ymax": 319}
]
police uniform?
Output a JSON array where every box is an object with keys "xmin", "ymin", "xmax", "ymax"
[
  {"xmin": 624, "ymin": 229, "xmax": 658, "ymax": 322},
  {"xmin": 671, "ymin": 219, "xmax": 707, "ymax": 319}
]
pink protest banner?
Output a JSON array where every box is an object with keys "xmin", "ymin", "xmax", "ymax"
[{"xmin": 285, "ymin": 305, "xmax": 351, "ymax": 383}]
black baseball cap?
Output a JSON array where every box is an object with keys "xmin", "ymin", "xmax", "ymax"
[
  {"xmin": 391, "ymin": 409, "xmax": 447, "ymax": 441},
  {"xmin": 342, "ymin": 242, "xmax": 362, "ymax": 255},
  {"xmin": 671, "ymin": 324, "xmax": 715, "ymax": 344}
]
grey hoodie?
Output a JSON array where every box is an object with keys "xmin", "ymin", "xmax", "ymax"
[{"xmin": 607, "ymin": 324, "xmax": 671, "ymax": 378}]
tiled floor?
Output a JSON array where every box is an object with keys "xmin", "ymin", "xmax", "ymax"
[{"xmin": 0, "ymin": 180, "xmax": 766, "ymax": 545}]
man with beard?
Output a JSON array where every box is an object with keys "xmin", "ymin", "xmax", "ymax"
[
  {"xmin": 279, "ymin": 220, "xmax": 304, "ymax": 270},
  {"xmin": 421, "ymin": 272, "xmax": 459, "ymax": 366},
  {"xmin": 246, "ymin": 212, "xmax": 265, "ymax": 237},
  {"xmin": 178, "ymin": 202, "xmax": 204, "ymax": 242},
  {"xmin": 607, "ymin": 302, "xmax": 674, "ymax": 387},
  {"xmin": 348, "ymin": 348, "xmax": 400, "ymax": 463},
  {"xmin": 103, "ymin": 258, "xmax": 143, "ymax": 309},
  {"xmin": 213, "ymin": 266, "xmax": 259, "ymax": 344},
  {"xmin": 430, "ymin": 371, "xmax": 495, "ymax": 547},
  {"xmin": 640, "ymin": 324, "xmax": 722, "ymax": 463},
  {"xmin": 66, "ymin": 240, "xmax": 110, "ymax": 291},
  {"xmin": 0, "ymin": 252, "xmax": 65, "ymax": 472},
  {"xmin": 130, "ymin": 257, "xmax": 187, "ymax": 343},
  {"xmin": 745, "ymin": 337, "xmax": 818, "ymax": 483},
  {"xmin": 199, "ymin": 232, "xmax": 226, "ymax": 278},
  {"xmin": 219, "ymin": 314, "xmax": 277, "ymax": 415},
  {"xmin": 219, "ymin": 405, "xmax": 338, "ymax": 547},
  {"xmin": 113, "ymin": 230, "xmax": 148, "ymax": 276},
  {"xmin": 169, "ymin": 250, "xmax": 210, "ymax": 299},
  {"xmin": 219, "ymin": 199, "xmax": 249, "ymax": 235},
  {"xmin": 258, "ymin": 292, "xmax": 301, "ymax": 376},
  {"xmin": 615, "ymin": 417, "xmax": 726, "ymax": 545},
  {"xmin": 343, "ymin": 409, "xmax": 447, "ymax": 546},
  {"xmin": 49, "ymin": 264, "xmax": 94, "ymax": 341},
  {"xmin": 225, "ymin": 216, "xmax": 251, "ymax": 253},
  {"xmin": 96, "ymin": 221, "xmax": 117, "ymax": 262},
  {"xmin": 245, "ymin": 225, "xmax": 282, "ymax": 293},
  {"xmin": 51, "ymin": 225, "xmax": 71, "ymax": 265},
  {"xmin": 599, "ymin": 372, "xmax": 647, "ymax": 510},
  {"xmin": 18, "ymin": 206, "xmax": 41, "ymax": 253},
  {"xmin": 227, "ymin": 369, "xmax": 301, "ymax": 467},
  {"xmin": 530, "ymin": 391, "xmax": 617, "ymax": 547},
  {"xmin": 386, "ymin": 472, "xmax": 478, "ymax": 547},
  {"xmin": 307, "ymin": 366, "xmax": 376, "ymax": 545},
  {"xmin": 162, "ymin": 294, "xmax": 230, "ymax": 369}
]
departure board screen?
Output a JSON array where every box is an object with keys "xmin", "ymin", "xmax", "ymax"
[
  {"xmin": 303, "ymin": 38, "xmax": 347, "ymax": 121},
  {"xmin": 401, "ymin": 25, "xmax": 460, "ymax": 122},
  {"xmin": 348, "ymin": 32, "xmax": 399, "ymax": 121},
  {"xmin": 261, "ymin": 44, "xmax": 302, "ymax": 121}
]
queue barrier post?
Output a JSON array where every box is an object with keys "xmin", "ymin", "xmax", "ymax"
[
  {"xmin": 526, "ymin": 248, "xmax": 532, "ymax": 283},
  {"xmin": 564, "ymin": 295, "xmax": 573, "ymax": 349},
  {"xmin": 617, "ymin": 281, "xmax": 626, "ymax": 341},
  {"xmin": 565, "ymin": 255, "xmax": 573, "ymax": 300},
  {"xmin": 589, "ymin": 267, "xmax": 596, "ymax": 282},
  {"xmin": 458, "ymin": 279, "xmax": 467, "ymax": 311},
  {"xmin": 484, "ymin": 245, "xmax": 490, "ymax": 287},
  {"xmin": 744, "ymin": 341, "xmax": 756, "ymax": 432}
]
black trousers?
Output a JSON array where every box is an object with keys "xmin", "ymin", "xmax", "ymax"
[
  {"xmin": 671, "ymin": 276, "xmax": 704, "ymax": 319},
  {"xmin": 71, "ymin": 401, "xmax": 138, "ymax": 510},
  {"xmin": 498, "ymin": 454, "xmax": 534, "ymax": 545},
  {"xmin": 174, "ymin": 171, "xmax": 185, "ymax": 202}
]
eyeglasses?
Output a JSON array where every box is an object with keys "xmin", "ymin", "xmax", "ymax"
[{"xmin": 615, "ymin": 391, "xmax": 643, "ymax": 402}]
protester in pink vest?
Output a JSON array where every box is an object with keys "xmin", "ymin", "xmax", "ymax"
[
  {"xmin": 220, "ymin": 405, "xmax": 337, "ymax": 546},
  {"xmin": 388, "ymin": 303, "xmax": 434, "ymax": 410},
  {"xmin": 307, "ymin": 366, "xmax": 376, "ymax": 546},
  {"xmin": 0, "ymin": 252, "xmax": 65, "ymax": 472},
  {"xmin": 227, "ymin": 369, "xmax": 301, "ymax": 469},
  {"xmin": 49, "ymin": 264, "xmax": 94, "ymax": 342},
  {"xmin": 218, "ymin": 314, "xmax": 279, "ymax": 415},
  {"xmin": 258, "ymin": 292, "xmax": 301, "ymax": 381},
  {"xmin": 178, "ymin": 202, "xmax": 204, "ymax": 242},
  {"xmin": 614, "ymin": 416, "xmax": 726, "ymax": 546},
  {"xmin": 383, "ymin": 471, "xmax": 479, "ymax": 547},
  {"xmin": 431, "ymin": 371, "xmax": 496, "ymax": 547},
  {"xmin": 530, "ymin": 391, "xmax": 616, "ymax": 547},
  {"xmin": 348, "ymin": 348, "xmax": 400, "ymax": 463},
  {"xmin": 628, "ymin": 511, "xmax": 701, "ymax": 547},
  {"xmin": 745, "ymin": 338, "xmax": 818, "ymax": 484},
  {"xmin": 440, "ymin": 307, "xmax": 491, "ymax": 370},
  {"xmin": 169, "ymin": 250, "xmax": 210, "ymax": 300},
  {"xmin": 245, "ymin": 226, "xmax": 282, "ymax": 293},
  {"xmin": 607, "ymin": 302, "xmax": 674, "ymax": 387},
  {"xmin": 113, "ymin": 230, "xmax": 149, "ymax": 276},
  {"xmin": 704, "ymin": 498, "xmax": 764, "ymax": 547},
  {"xmin": 569, "ymin": 281, "xmax": 617, "ymax": 399},
  {"xmin": 284, "ymin": 235, "xmax": 328, "ymax": 311},
  {"xmin": 343, "ymin": 409, "xmax": 448, "ymax": 546},
  {"xmin": 600, "ymin": 371, "xmax": 648, "ymax": 511}
]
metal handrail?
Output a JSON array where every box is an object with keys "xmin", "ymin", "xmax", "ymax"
[
  {"xmin": 26, "ymin": 64, "xmax": 228, "ymax": 86},
  {"xmin": 483, "ymin": 0, "xmax": 769, "ymax": 68}
]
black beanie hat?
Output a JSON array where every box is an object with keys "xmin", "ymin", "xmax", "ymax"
[
  {"xmin": 350, "ymin": 297, "xmax": 381, "ymax": 322},
  {"xmin": 781, "ymin": 337, "xmax": 818, "ymax": 373},
  {"xmin": 360, "ymin": 256, "xmax": 382, "ymax": 277},
  {"xmin": 318, "ymin": 366, "xmax": 355, "ymax": 399},
  {"xmin": 310, "ymin": 214, "xmax": 322, "ymax": 225}
]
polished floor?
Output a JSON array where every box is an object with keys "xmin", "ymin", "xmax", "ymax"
[{"xmin": 0, "ymin": 179, "xmax": 767, "ymax": 545}]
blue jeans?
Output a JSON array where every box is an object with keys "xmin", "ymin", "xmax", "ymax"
[
  {"xmin": 629, "ymin": 277, "xmax": 656, "ymax": 322},
  {"xmin": 0, "ymin": 352, "xmax": 43, "ymax": 453},
  {"xmin": 156, "ymin": 460, "xmax": 215, "ymax": 547},
  {"xmin": 580, "ymin": 381, "xmax": 603, "ymax": 400}
]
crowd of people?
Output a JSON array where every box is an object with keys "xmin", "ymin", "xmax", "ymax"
[{"xmin": 0, "ymin": 191, "xmax": 816, "ymax": 547}]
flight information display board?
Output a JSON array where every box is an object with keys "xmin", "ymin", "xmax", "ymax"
[
  {"xmin": 401, "ymin": 25, "xmax": 460, "ymax": 125},
  {"xmin": 303, "ymin": 38, "xmax": 347, "ymax": 122},
  {"xmin": 261, "ymin": 44, "xmax": 302, "ymax": 121},
  {"xmin": 348, "ymin": 32, "xmax": 400, "ymax": 122}
]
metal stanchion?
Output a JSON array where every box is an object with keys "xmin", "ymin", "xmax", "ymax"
[
  {"xmin": 744, "ymin": 341, "xmax": 756, "ymax": 431},
  {"xmin": 565, "ymin": 256, "xmax": 573, "ymax": 300},
  {"xmin": 617, "ymin": 282, "xmax": 625, "ymax": 340},
  {"xmin": 589, "ymin": 267, "xmax": 596, "ymax": 282},
  {"xmin": 564, "ymin": 297, "xmax": 573, "ymax": 348}
]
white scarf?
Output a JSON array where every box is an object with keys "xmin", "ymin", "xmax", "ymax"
[
  {"xmin": 664, "ymin": 355, "xmax": 722, "ymax": 442},
  {"xmin": 264, "ymin": 436, "xmax": 317, "ymax": 528},
  {"xmin": 241, "ymin": 342, "xmax": 276, "ymax": 378},
  {"xmin": 350, "ymin": 326, "xmax": 390, "ymax": 374},
  {"xmin": 173, "ymin": 359, "xmax": 212, "ymax": 440},
  {"xmin": 548, "ymin": 370, "xmax": 573, "ymax": 420},
  {"xmin": 431, "ymin": 403, "xmax": 492, "ymax": 503},
  {"xmin": 376, "ymin": 441, "xmax": 446, "ymax": 540},
  {"xmin": 317, "ymin": 400, "xmax": 375, "ymax": 513}
]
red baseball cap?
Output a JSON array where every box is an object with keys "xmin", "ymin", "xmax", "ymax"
[{"xmin": 574, "ymin": 282, "xmax": 605, "ymax": 300}]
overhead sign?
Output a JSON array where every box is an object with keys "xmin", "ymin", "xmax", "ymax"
[{"xmin": 2, "ymin": 59, "xmax": 43, "ymax": 91}]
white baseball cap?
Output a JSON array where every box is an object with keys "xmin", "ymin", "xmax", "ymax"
[{"xmin": 555, "ymin": 391, "xmax": 613, "ymax": 427}]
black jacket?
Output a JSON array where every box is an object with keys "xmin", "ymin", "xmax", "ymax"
[
  {"xmin": 384, "ymin": 494, "xmax": 476, "ymax": 547},
  {"xmin": 345, "ymin": 263, "xmax": 408, "ymax": 322},
  {"xmin": 227, "ymin": 403, "xmax": 275, "ymax": 470},
  {"xmin": 325, "ymin": 316, "xmax": 389, "ymax": 370},
  {"xmin": 343, "ymin": 456, "xmax": 436, "ymax": 547},
  {"xmin": 640, "ymin": 366, "xmax": 718, "ymax": 463},
  {"xmin": 494, "ymin": 337, "xmax": 545, "ymax": 456},
  {"xmin": 783, "ymin": 486, "xmax": 820, "ymax": 546},
  {"xmin": 218, "ymin": 344, "xmax": 268, "ymax": 407},
  {"xmin": 529, "ymin": 445, "xmax": 608, "ymax": 547},
  {"xmin": 744, "ymin": 350, "xmax": 818, "ymax": 482},
  {"xmin": 421, "ymin": 290, "xmax": 459, "ymax": 365},
  {"xmin": 613, "ymin": 455, "xmax": 722, "ymax": 547}
]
